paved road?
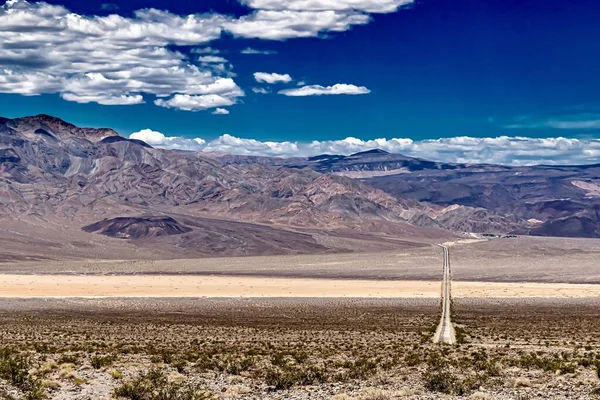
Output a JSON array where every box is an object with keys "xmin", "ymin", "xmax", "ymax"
[{"xmin": 433, "ymin": 244, "xmax": 456, "ymax": 344}]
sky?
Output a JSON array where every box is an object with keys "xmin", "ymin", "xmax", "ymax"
[{"xmin": 1, "ymin": 0, "xmax": 600, "ymax": 164}]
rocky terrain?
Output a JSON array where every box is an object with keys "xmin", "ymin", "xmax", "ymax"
[
  {"xmin": 82, "ymin": 217, "xmax": 193, "ymax": 239},
  {"xmin": 214, "ymin": 149, "xmax": 600, "ymax": 238},
  {"xmin": 0, "ymin": 115, "xmax": 450, "ymax": 260},
  {"xmin": 1, "ymin": 297, "xmax": 600, "ymax": 400},
  {"xmin": 2, "ymin": 113, "xmax": 599, "ymax": 263}
]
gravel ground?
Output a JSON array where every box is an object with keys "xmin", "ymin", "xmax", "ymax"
[{"xmin": 1, "ymin": 297, "xmax": 599, "ymax": 399}]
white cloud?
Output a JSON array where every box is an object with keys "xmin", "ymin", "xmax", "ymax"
[
  {"xmin": 0, "ymin": 0, "xmax": 412, "ymax": 108},
  {"xmin": 191, "ymin": 47, "xmax": 220, "ymax": 54},
  {"xmin": 224, "ymin": 10, "xmax": 371, "ymax": 40},
  {"xmin": 212, "ymin": 108, "xmax": 230, "ymax": 115},
  {"xmin": 279, "ymin": 83, "xmax": 370, "ymax": 96},
  {"xmin": 198, "ymin": 56, "xmax": 228, "ymax": 63},
  {"xmin": 129, "ymin": 129, "xmax": 206, "ymax": 150},
  {"xmin": 227, "ymin": 0, "xmax": 413, "ymax": 41},
  {"xmin": 253, "ymin": 72, "xmax": 293, "ymax": 84},
  {"xmin": 204, "ymin": 134, "xmax": 300, "ymax": 156},
  {"xmin": 240, "ymin": 0, "xmax": 414, "ymax": 13},
  {"xmin": 241, "ymin": 47, "xmax": 277, "ymax": 55},
  {"xmin": 127, "ymin": 130, "xmax": 600, "ymax": 166},
  {"xmin": 155, "ymin": 93, "xmax": 238, "ymax": 111},
  {"xmin": 0, "ymin": 0, "xmax": 243, "ymax": 110},
  {"xmin": 252, "ymin": 87, "xmax": 270, "ymax": 94},
  {"xmin": 506, "ymin": 114, "xmax": 600, "ymax": 130}
]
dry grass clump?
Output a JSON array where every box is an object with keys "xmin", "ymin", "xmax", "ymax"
[{"xmin": 513, "ymin": 377, "xmax": 531, "ymax": 388}]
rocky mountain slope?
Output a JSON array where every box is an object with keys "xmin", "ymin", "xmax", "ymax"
[
  {"xmin": 4, "ymin": 112, "xmax": 594, "ymax": 262},
  {"xmin": 212, "ymin": 148, "xmax": 464, "ymax": 176},
  {"xmin": 0, "ymin": 115, "xmax": 450, "ymax": 259},
  {"xmin": 215, "ymin": 149, "xmax": 600, "ymax": 238}
]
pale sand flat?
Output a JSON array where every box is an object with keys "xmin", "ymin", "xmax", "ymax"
[{"xmin": 1, "ymin": 274, "xmax": 600, "ymax": 298}]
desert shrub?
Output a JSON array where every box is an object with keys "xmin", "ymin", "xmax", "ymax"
[
  {"xmin": 423, "ymin": 367, "xmax": 486, "ymax": 396},
  {"xmin": 0, "ymin": 350, "xmax": 30, "ymax": 388},
  {"xmin": 454, "ymin": 326, "xmax": 467, "ymax": 344},
  {"xmin": 113, "ymin": 368, "xmax": 214, "ymax": 400},
  {"xmin": 343, "ymin": 357, "xmax": 378, "ymax": 380},
  {"xmin": 172, "ymin": 359, "xmax": 187, "ymax": 374},
  {"xmin": 57, "ymin": 354, "xmax": 79, "ymax": 365},
  {"xmin": 512, "ymin": 352, "xmax": 577, "ymax": 374},
  {"xmin": 225, "ymin": 357, "xmax": 254, "ymax": 375},
  {"xmin": 0, "ymin": 348, "xmax": 45, "ymax": 399},
  {"xmin": 150, "ymin": 349, "xmax": 173, "ymax": 364},
  {"xmin": 91, "ymin": 354, "xmax": 117, "ymax": 369},
  {"xmin": 424, "ymin": 369, "xmax": 457, "ymax": 394},
  {"xmin": 264, "ymin": 365, "xmax": 327, "ymax": 390},
  {"xmin": 404, "ymin": 351, "xmax": 421, "ymax": 366}
]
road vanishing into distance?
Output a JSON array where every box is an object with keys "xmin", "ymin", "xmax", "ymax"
[{"xmin": 433, "ymin": 244, "xmax": 456, "ymax": 344}]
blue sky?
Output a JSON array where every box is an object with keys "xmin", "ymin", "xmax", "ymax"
[{"xmin": 1, "ymin": 0, "xmax": 600, "ymax": 163}]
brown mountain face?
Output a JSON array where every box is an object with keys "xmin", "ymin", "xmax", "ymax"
[
  {"xmin": 0, "ymin": 115, "xmax": 449, "ymax": 260},
  {"xmin": 216, "ymin": 149, "xmax": 600, "ymax": 238},
  {"xmin": 4, "ymin": 114, "xmax": 120, "ymax": 143}
]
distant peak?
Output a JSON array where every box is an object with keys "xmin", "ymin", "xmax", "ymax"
[
  {"xmin": 351, "ymin": 149, "xmax": 390, "ymax": 156},
  {"xmin": 14, "ymin": 114, "xmax": 120, "ymax": 142},
  {"xmin": 30, "ymin": 114, "xmax": 71, "ymax": 124}
]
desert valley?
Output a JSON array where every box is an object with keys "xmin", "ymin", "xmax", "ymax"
[{"xmin": 1, "ymin": 115, "xmax": 600, "ymax": 399}]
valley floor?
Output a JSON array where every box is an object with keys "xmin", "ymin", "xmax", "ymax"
[
  {"xmin": 1, "ymin": 236, "xmax": 600, "ymax": 399},
  {"xmin": 2, "ymin": 235, "xmax": 599, "ymax": 283},
  {"xmin": 2, "ymin": 274, "xmax": 600, "ymax": 298}
]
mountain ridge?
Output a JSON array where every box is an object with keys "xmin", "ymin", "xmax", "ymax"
[
  {"xmin": 2, "ymin": 113, "xmax": 599, "ymax": 260},
  {"xmin": 0, "ymin": 114, "xmax": 452, "ymax": 260}
]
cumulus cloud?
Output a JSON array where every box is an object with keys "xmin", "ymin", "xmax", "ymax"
[
  {"xmin": 224, "ymin": 10, "xmax": 371, "ymax": 40},
  {"xmin": 155, "ymin": 93, "xmax": 238, "ymax": 111},
  {"xmin": 227, "ymin": 0, "xmax": 413, "ymax": 40},
  {"xmin": 279, "ymin": 83, "xmax": 370, "ymax": 96},
  {"xmin": 127, "ymin": 130, "xmax": 600, "ymax": 166},
  {"xmin": 252, "ymin": 87, "xmax": 270, "ymax": 94},
  {"xmin": 212, "ymin": 108, "xmax": 230, "ymax": 115},
  {"xmin": 129, "ymin": 129, "xmax": 206, "ymax": 151},
  {"xmin": 241, "ymin": 47, "xmax": 278, "ymax": 55},
  {"xmin": 198, "ymin": 56, "xmax": 228, "ymax": 63},
  {"xmin": 203, "ymin": 134, "xmax": 300, "ymax": 156},
  {"xmin": 254, "ymin": 72, "xmax": 293, "ymax": 84},
  {"xmin": 191, "ymin": 47, "xmax": 221, "ymax": 55},
  {"xmin": 0, "ymin": 0, "xmax": 245, "ymax": 110},
  {"xmin": 0, "ymin": 0, "xmax": 404, "ymax": 109},
  {"xmin": 240, "ymin": 0, "xmax": 414, "ymax": 13}
]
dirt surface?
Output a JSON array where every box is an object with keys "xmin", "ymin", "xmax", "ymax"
[
  {"xmin": 1, "ymin": 298, "xmax": 600, "ymax": 399},
  {"xmin": 0, "ymin": 245, "xmax": 443, "ymax": 278},
  {"xmin": 3, "ymin": 274, "xmax": 600, "ymax": 299},
  {"xmin": 450, "ymin": 236, "xmax": 600, "ymax": 283},
  {"xmin": 2, "ymin": 236, "xmax": 599, "ymax": 283},
  {"xmin": 1, "ymin": 236, "xmax": 600, "ymax": 399}
]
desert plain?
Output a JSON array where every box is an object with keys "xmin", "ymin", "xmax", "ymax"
[{"xmin": 1, "ymin": 235, "xmax": 600, "ymax": 399}]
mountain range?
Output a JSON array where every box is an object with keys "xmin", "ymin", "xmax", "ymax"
[
  {"xmin": 1, "ymin": 115, "xmax": 598, "ymax": 260},
  {"xmin": 211, "ymin": 147, "xmax": 600, "ymax": 238}
]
